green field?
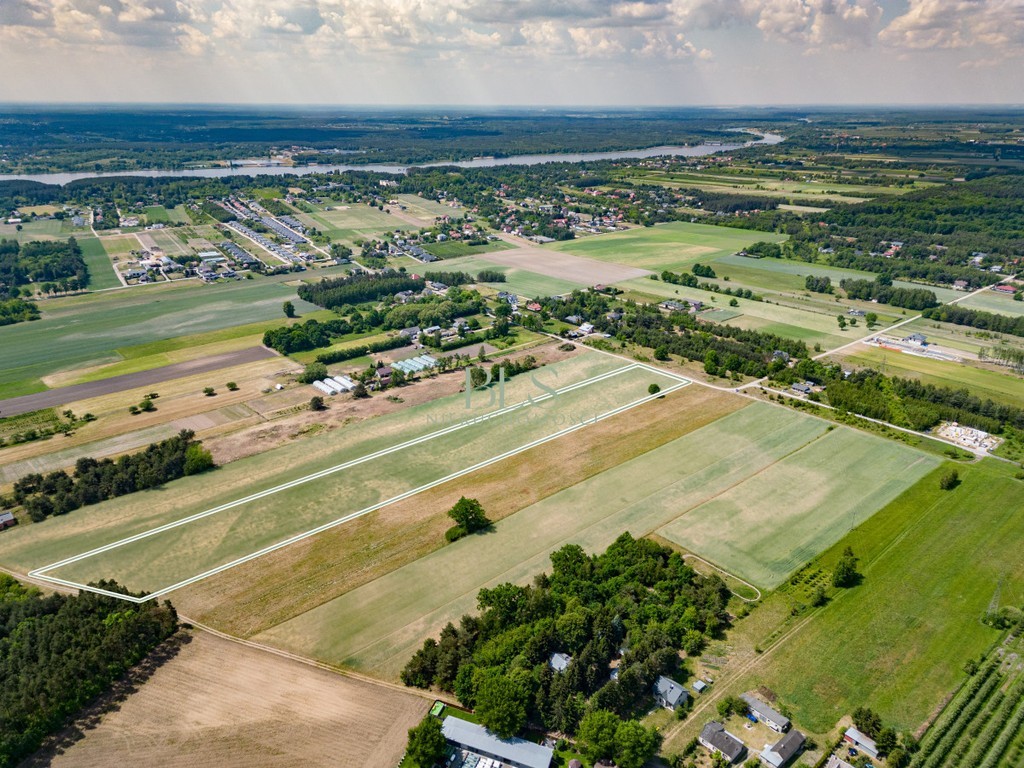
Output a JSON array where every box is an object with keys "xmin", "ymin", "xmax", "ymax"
[
  {"xmin": 299, "ymin": 205, "xmax": 398, "ymax": 244},
  {"xmin": 249, "ymin": 403, "xmax": 930, "ymax": 678},
  {"xmin": 422, "ymin": 240, "xmax": 511, "ymax": 259},
  {"xmin": 0, "ymin": 276, "xmax": 319, "ymax": 398},
  {"xmin": 958, "ymin": 288, "xmax": 1024, "ymax": 317},
  {"xmin": 443, "ymin": 254, "xmax": 586, "ymax": 298},
  {"xmin": 2, "ymin": 356, "xmax": 670, "ymax": 595},
  {"xmin": 841, "ymin": 347, "xmax": 1024, "ymax": 406},
  {"xmin": 548, "ymin": 221, "xmax": 788, "ymax": 273},
  {"xmin": 657, "ymin": 424, "xmax": 940, "ymax": 588},
  {"xmin": 740, "ymin": 459, "xmax": 1024, "ymax": 734},
  {"xmin": 77, "ymin": 236, "xmax": 122, "ymax": 290}
]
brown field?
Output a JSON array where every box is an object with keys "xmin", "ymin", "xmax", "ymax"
[
  {"xmin": 175, "ymin": 384, "xmax": 744, "ymax": 636},
  {"xmin": 23, "ymin": 630, "xmax": 427, "ymax": 768},
  {"xmin": 483, "ymin": 241, "xmax": 651, "ymax": 285}
]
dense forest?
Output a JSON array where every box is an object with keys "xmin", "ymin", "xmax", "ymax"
[
  {"xmin": 0, "ymin": 238, "xmax": 88, "ymax": 298},
  {"xmin": 922, "ymin": 305, "xmax": 1024, "ymax": 338},
  {"xmin": 297, "ymin": 271, "xmax": 425, "ymax": 309},
  {"xmin": 839, "ymin": 277, "xmax": 938, "ymax": 310},
  {"xmin": 5, "ymin": 430, "xmax": 215, "ymax": 521},
  {"xmin": 401, "ymin": 534, "xmax": 729, "ymax": 750},
  {"xmin": 0, "ymin": 575, "xmax": 178, "ymax": 768}
]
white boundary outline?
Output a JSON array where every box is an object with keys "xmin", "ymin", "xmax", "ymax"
[{"xmin": 29, "ymin": 363, "xmax": 689, "ymax": 603}]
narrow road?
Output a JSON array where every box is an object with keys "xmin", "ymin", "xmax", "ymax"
[{"xmin": 0, "ymin": 346, "xmax": 279, "ymax": 417}]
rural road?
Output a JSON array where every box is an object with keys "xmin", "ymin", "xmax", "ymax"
[{"xmin": 0, "ymin": 346, "xmax": 279, "ymax": 418}]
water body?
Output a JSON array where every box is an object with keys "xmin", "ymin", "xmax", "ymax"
[{"xmin": 0, "ymin": 131, "xmax": 783, "ymax": 186}]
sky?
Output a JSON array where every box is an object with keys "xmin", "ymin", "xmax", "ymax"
[{"xmin": 1, "ymin": 0, "xmax": 1022, "ymax": 105}]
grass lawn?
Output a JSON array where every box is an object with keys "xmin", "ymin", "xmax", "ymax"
[
  {"xmin": 77, "ymin": 235, "xmax": 122, "ymax": 290},
  {"xmin": 0, "ymin": 219, "xmax": 66, "ymax": 242},
  {"xmin": 657, "ymin": 422, "xmax": 940, "ymax": 588},
  {"xmin": 443, "ymin": 254, "xmax": 587, "ymax": 297},
  {"xmin": 548, "ymin": 221, "xmax": 788, "ymax": 273},
  {"xmin": 0, "ymin": 276, "xmax": 319, "ymax": 399},
  {"xmin": 958, "ymin": 289, "xmax": 1024, "ymax": 317},
  {"xmin": 736, "ymin": 459, "xmax": 1024, "ymax": 734},
  {"xmin": 299, "ymin": 205, "xmax": 398, "ymax": 244},
  {"xmin": 839, "ymin": 347, "xmax": 1024, "ymax": 406},
  {"xmin": 422, "ymin": 240, "xmax": 512, "ymax": 259}
]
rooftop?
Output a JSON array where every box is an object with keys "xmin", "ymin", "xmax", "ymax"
[{"xmin": 441, "ymin": 717, "xmax": 553, "ymax": 768}]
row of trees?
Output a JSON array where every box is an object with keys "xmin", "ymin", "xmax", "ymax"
[
  {"xmin": 297, "ymin": 270, "xmax": 425, "ymax": 309},
  {"xmin": 0, "ymin": 575, "xmax": 178, "ymax": 768},
  {"xmin": 401, "ymin": 533, "xmax": 730, "ymax": 742},
  {"xmin": 7, "ymin": 430, "xmax": 215, "ymax": 522},
  {"xmin": 839, "ymin": 277, "xmax": 939, "ymax": 310},
  {"xmin": 923, "ymin": 305, "xmax": 1024, "ymax": 339}
]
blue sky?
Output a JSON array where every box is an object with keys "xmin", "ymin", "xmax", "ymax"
[{"xmin": 1, "ymin": 0, "xmax": 1021, "ymax": 104}]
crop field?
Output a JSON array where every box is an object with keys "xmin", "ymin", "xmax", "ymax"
[
  {"xmin": 0, "ymin": 218, "xmax": 68, "ymax": 242},
  {"xmin": 27, "ymin": 631, "xmax": 427, "ymax": 768},
  {"xmin": 840, "ymin": 346, "xmax": 1024, "ymax": 406},
  {"xmin": 443, "ymin": 254, "xmax": 586, "ymax": 297},
  {"xmin": 958, "ymin": 289, "xmax": 1024, "ymax": 317},
  {"xmin": 299, "ymin": 205, "xmax": 397, "ymax": 243},
  {"xmin": 249, "ymin": 403, "xmax": 927, "ymax": 678},
  {"xmin": 616, "ymin": 277, "xmax": 850, "ymax": 350},
  {"xmin": 422, "ymin": 240, "xmax": 512, "ymax": 259},
  {"xmin": 394, "ymin": 194, "xmax": 461, "ymax": 220},
  {"xmin": 548, "ymin": 221, "xmax": 788, "ymax": 273},
  {"xmin": 77, "ymin": 236, "xmax": 122, "ymax": 290},
  {"xmin": 3, "ymin": 356, "xmax": 685, "ymax": 598},
  {"xmin": 657, "ymin": 425, "xmax": 940, "ymax": 588},
  {"xmin": 0, "ymin": 277, "xmax": 319, "ymax": 398},
  {"xmin": 736, "ymin": 460, "xmax": 1024, "ymax": 735}
]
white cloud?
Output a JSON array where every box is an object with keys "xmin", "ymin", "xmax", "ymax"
[{"xmin": 880, "ymin": 0, "xmax": 1024, "ymax": 53}]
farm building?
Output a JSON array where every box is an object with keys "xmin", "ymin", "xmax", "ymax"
[
  {"xmin": 391, "ymin": 355, "xmax": 438, "ymax": 376},
  {"xmin": 653, "ymin": 676, "xmax": 688, "ymax": 710},
  {"xmin": 660, "ymin": 300, "xmax": 688, "ymax": 312},
  {"xmin": 549, "ymin": 653, "xmax": 572, "ymax": 673},
  {"xmin": 0, "ymin": 511, "xmax": 16, "ymax": 530},
  {"xmin": 843, "ymin": 727, "xmax": 878, "ymax": 759},
  {"xmin": 791, "ymin": 382, "xmax": 812, "ymax": 395},
  {"xmin": 441, "ymin": 717, "xmax": 553, "ymax": 768},
  {"xmin": 741, "ymin": 693, "xmax": 790, "ymax": 732},
  {"xmin": 699, "ymin": 722, "xmax": 746, "ymax": 764},
  {"xmin": 759, "ymin": 729, "xmax": 805, "ymax": 768}
]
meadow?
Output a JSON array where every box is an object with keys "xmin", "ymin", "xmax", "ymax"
[
  {"xmin": 421, "ymin": 240, "xmax": 512, "ymax": 259},
  {"xmin": 548, "ymin": 221, "xmax": 788, "ymax": 273},
  {"xmin": 735, "ymin": 460, "xmax": 1024, "ymax": 734},
  {"xmin": 298, "ymin": 205, "xmax": 398, "ymax": 244},
  {"xmin": 443, "ymin": 254, "xmax": 586, "ymax": 297},
  {"xmin": 958, "ymin": 289, "xmax": 1024, "ymax": 317},
  {"xmin": 77, "ymin": 236, "xmax": 122, "ymax": 290},
  {"xmin": 0, "ymin": 276, "xmax": 318, "ymax": 398}
]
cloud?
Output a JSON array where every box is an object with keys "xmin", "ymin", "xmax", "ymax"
[{"xmin": 879, "ymin": 0, "xmax": 1024, "ymax": 54}]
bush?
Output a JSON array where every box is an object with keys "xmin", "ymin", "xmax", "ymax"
[
  {"xmin": 648, "ymin": 383, "xmax": 661, "ymax": 395},
  {"xmin": 298, "ymin": 362, "xmax": 328, "ymax": 384},
  {"xmin": 203, "ymin": 387, "xmax": 216, "ymax": 396},
  {"xmin": 309, "ymin": 396, "xmax": 326, "ymax": 411},
  {"xmin": 445, "ymin": 526, "xmax": 467, "ymax": 543},
  {"xmin": 226, "ymin": 381, "xmax": 239, "ymax": 391},
  {"xmin": 939, "ymin": 469, "xmax": 960, "ymax": 490}
]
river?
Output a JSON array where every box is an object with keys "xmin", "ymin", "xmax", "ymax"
[{"xmin": 0, "ymin": 131, "xmax": 784, "ymax": 186}]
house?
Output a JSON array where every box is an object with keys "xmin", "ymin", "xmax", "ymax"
[
  {"xmin": 992, "ymin": 284, "xmax": 1018, "ymax": 294},
  {"xmin": 791, "ymin": 383, "xmax": 812, "ymax": 395},
  {"xmin": 760, "ymin": 730, "xmax": 805, "ymax": 768},
  {"xmin": 441, "ymin": 717, "xmax": 553, "ymax": 768},
  {"xmin": 578, "ymin": 322, "xmax": 595, "ymax": 334},
  {"xmin": 0, "ymin": 511, "xmax": 16, "ymax": 530},
  {"xmin": 771, "ymin": 350, "xmax": 790, "ymax": 363},
  {"xmin": 564, "ymin": 315, "xmax": 582, "ymax": 324},
  {"xmin": 699, "ymin": 722, "xmax": 746, "ymax": 764},
  {"xmin": 953, "ymin": 279, "xmax": 970, "ymax": 290},
  {"xmin": 399, "ymin": 326, "xmax": 421, "ymax": 339},
  {"xmin": 375, "ymin": 366, "xmax": 393, "ymax": 386},
  {"xmin": 904, "ymin": 333, "xmax": 928, "ymax": 346},
  {"xmin": 824, "ymin": 757, "xmax": 855, "ymax": 768},
  {"xmin": 660, "ymin": 300, "xmax": 688, "ymax": 312},
  {"xmin": 549, "ymin": 652, "xmax": 572, "ymax": 673},
  {"xmin": 693, "ymin": 680, "xmax": 708, "ymax": 694},
  {"xmin": 653, "ymin": 676, "xmax": 688, "ymax": 710},
  {"xmin": 526, "ymin": 302, "xmax": 542, "ymax": 312},
  {"xmin": 741, "ymin": 693, "xmax": 790, "ymax": 733},
  {"xmin": 843, "ymin": 727, "xmax": 879, "ymax": 759}
]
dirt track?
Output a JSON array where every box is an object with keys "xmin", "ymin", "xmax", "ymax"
[
  {"xmin": 23, "ymin": 630, "xmax": 427, "ymax": 768},
  {"xmin": 0, "ymin": 347, "xmax": 278, "ymax": 417}
]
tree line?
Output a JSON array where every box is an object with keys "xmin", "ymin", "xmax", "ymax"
[
  {"xmin": 5, "ymin": 430, "xmax": 215, "ymax": 522},
  {"xmin": 839, "ymin": 276, "xmax": 939, "ymax": 310},
  {"xmin": 0, "ymin": 575, "xmax": 178, "ymax": 768},
  {"xmin": 262, "ymin": 317, "xmax": 353, "ymax": 354},
  {"xmin": 297, "ymin": 271, "xmax": 425, "ymax": 309},
  {"xmin": 922, "ymin": 305, "xmax": 1024, "ymax": 339}
]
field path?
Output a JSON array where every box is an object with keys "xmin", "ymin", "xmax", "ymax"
[{"xmin": 0, "ymin": 346, "xmax": 278, "ymax": 417}]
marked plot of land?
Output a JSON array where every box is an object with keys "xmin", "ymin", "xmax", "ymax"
[
  {"xmin": 657, "ymin": 426, "xmax": 941, "ymax": 588},
  {"xmin": 483, "ymin": 244, "xmax": 650, "ymax": 285},
  {"xmin": 442, "ymin": 254, "xmax": 586, "ymax": 297},
  {"xmin": 21, "ymin": 358, "xmax": 686, "ymax": 598}
]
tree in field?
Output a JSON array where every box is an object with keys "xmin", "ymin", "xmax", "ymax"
[
  {"xmin": 448, "ymin": 497, "xmax": 490, "ymax": 533},
  {"xmin": 837, "ymin": 315, "xmax": 847, "ymax": 330},
  {"xmin": 577, "ymin": 709, "xmax": 621, "ymax": 763},
  {"xmin": 283, "ymin": 300, "xmax": 296, "ymax": 318},
  {"xmin": 654, "ymin": 345, "xmax": 670, "ymax": 361},
  {"xmin": 183, "ymin": 443, "xmax": 215, "ymax": 475},
  {"xmin": 648, "ymin": 383, "xmax": 662, "ymax": 395},
  {"xmin": 615, "ymin": 719, "xmax": 662, "ymax": 768},
  {"xmin": 865, "ymin": 312, "xmax": 878, "ymax": 326},
  {"xmin": 203, "ymin": 386, "xmax": 216, "ymax": 396},
  {"xmin": 352, "ymin": 381, "xmax": 369, "ymax": 398},
  {"xmin": 475, "ymin": 674, "xmax": 527, "ymax": 738},
  {"xmin": 832, "ymin": 546, "xmax": 860, "ymax": 588},
  {"xmin": 406, "ymin": 716, "xmax": 447, "ymax": 768},
  {"xmin": 309, "ymin": 396, "xmax": 326, "ymax": 411},
  {"xmin": 298, "ymin": 362, "xmax": 328, "ymax": 384},
  {"xmin": 939, "ymin": 469, "xmax": 960, "ymax": 490},
  {"xmin": 852, "ymin": 707, "xmax": 883, "ymax": 737}
]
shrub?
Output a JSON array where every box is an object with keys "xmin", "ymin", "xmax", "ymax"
[
  {"xmin": 226, "ymin": 381, "xmax": 239, "ymax": 391},
  {"xmin": 939, "ymin": 469, "xmax": 960, "ymax": 490},
  {"xmin": 203, "ymin": 387, "xmax": 216, "ymax": 397}
]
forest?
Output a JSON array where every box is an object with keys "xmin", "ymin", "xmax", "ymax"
[
  {"xmin": 297, "ymin": 270, "xmax": 425, "ymax": 309},
  {"xmin": 4, "ymin": 430, "xmax": 215, "ymax": 521},
  {"xmin": 839, "ymin": 277, "xmax": 938, "ymax": 310},
  {"xmin": 0, "ymin": 574, "xmax": 178, "ymax": 768},
  {"xmin": 0, "ymin": 238, "xmax": 88, "ymax": 298},
  {"xmin": 401, "ymin": 534, "xmax": 729, "ymax": 755},
  {"xmin": 922, "ymin": 305, "xmax": 1024, "ymax": 338}
]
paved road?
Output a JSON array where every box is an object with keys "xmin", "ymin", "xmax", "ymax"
[{"xmin": 0, "ymin": 346, "xmax": 279, "ymax": 418}]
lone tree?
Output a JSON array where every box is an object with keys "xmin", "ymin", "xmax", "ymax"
[
  {"xmin": 309, "ymin": 396, "xmax": 326, "ymax": 411},
  {"xmin": 448, "ymin": 496, "xmax": 490, "ymax": 535},
  {"xmin": 648, "ymin": 383, "xmax": 662, "ymax": 395},
  {"xmin": 283, "ymin": 300, "xmax": 296, "ymax": 318},
  {"xmin": 352, "ymin": 381, "xmax": 369, "ymax": 399},
  {"xmin": 298, "ymin": 362, "xmax": 328, "ymax": 384},
  {"xmin": 405, "ymin": 716, "xmax": 447, "ymax": 768},
  {"xmin": 833, "ymin": 546, "xmax": 860, "ymax": 588},
  {"xmin": 939, "ymin": 469, "xmax": 960, "ymax": 490}
]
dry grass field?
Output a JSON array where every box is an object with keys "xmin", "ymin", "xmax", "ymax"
[
  {"xmin": 23, "ymin": 631, "xmax": 427, "ymax": 768},
  {"xmin": 483, "ymin": 242, "xmax": 651, "ymax": 285}
]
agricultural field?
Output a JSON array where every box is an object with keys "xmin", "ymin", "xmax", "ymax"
[
  {"xmin": 393, "ymin": 194, "xmax": 460, "ymax": 221},
  {"xmin": 442, "ymin": 253, "xmax": 586, "ymax": 297},
  {"xmin": 421, "ymin": 240, "xmax": 512, "ymax": 259},
  {"xmin": 548, "ymin": 221, "xmax": 788, "ymax": 273},
  {"xmin": 248, "ymin": 403, "xmax": 931, "ymax": 679},
  {"xmin": 77, "ymin": 236, "xmax": 122, "ymax": 290},
  {"xmin": 2, "ymin": 356, "xmax": 682, "ymax": 596},
  {"xmin": 298, "ymin": 204, "xmax": 398, "ymax": 244},
  {"xmin": 958, "ymin": 289, "xmax": 1024, "ymax": 317},
  {"xmin": 729, "ymin": 460, "xmax": 1024, "ymax": 736},
  {"xmin": 0, "ymin": 276, "xmax": 319, "ymax": 399},
  {"xmin": 657, "ymin": 424, "xmax": 940, "ymax": 588},
  {"xmin": 898, "ymin": 317, "xmax": 1024, "ymax": 358},
  {"xmin": 24, "ymin": 631, "xmax": 427, "ymax": 768},
  {"xmin": 838, "ymin": 346, "xmax": 1024, "ymax": 406}
]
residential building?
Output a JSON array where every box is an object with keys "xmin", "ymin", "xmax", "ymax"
[
  {"xmin": 825, "ymin": 756, "xmax": 855, "ymax": 768},
  {"xmin": 441, "ymin": 717, "xmax": 552, "ymax": 768},
  {"xmin": 843, "ymin": 727, "xmax": 879, "ymax": 759},
  {"xmin": 759, "ymin": 730, "xmax": 805, "ymax": 768},
  {"xmin": 904, "ymin": 333, "xmax": 928, "ymax": 346},
  {"xmin": 653, "ymin": 676, "xmax": 688, "ymax": 710},
  {"xmin": 741, "ymin": 693, "xmax": 791, "ymax": 733},
  {"xmin": 699, "ymin": 722, "xmax": 746, "ymax": 764},
  {"xmin": 0, "ymin": 511, "xmax": 16, "ymax": 530},
  {"xmin": 549, "ymin": 652, "xmax": 572, "ymax": 673}
]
